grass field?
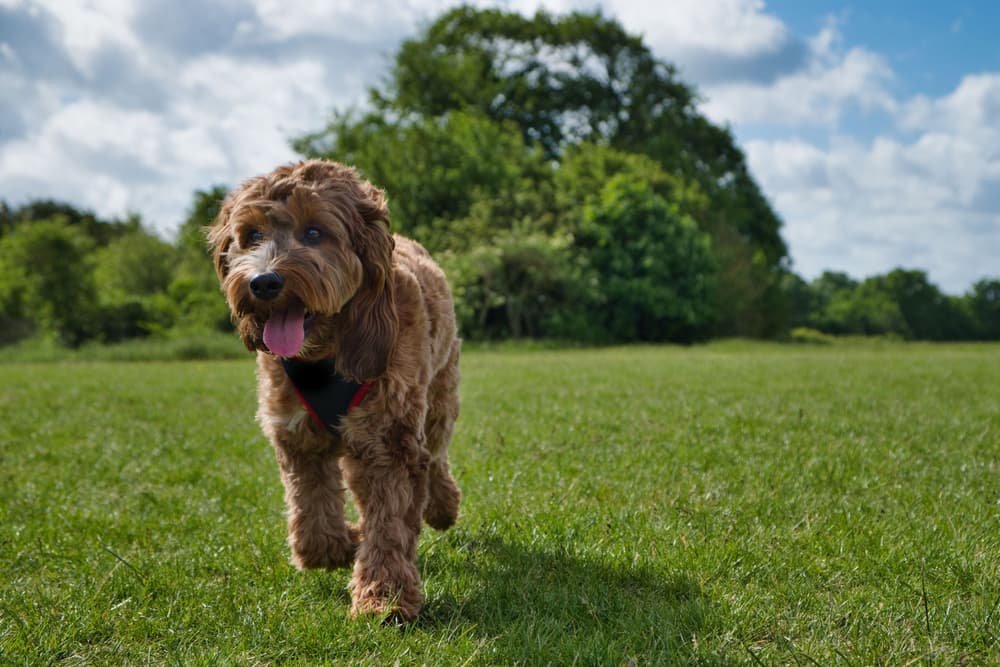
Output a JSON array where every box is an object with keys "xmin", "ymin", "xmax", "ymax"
[{"xmin": 1, "ymin": 342, "xmax": 998, "ymax": 665}]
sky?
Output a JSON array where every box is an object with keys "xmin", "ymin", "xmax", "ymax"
[{"xmin": 1, "ymin": 0, "xmax": 998, "ymax": 293}]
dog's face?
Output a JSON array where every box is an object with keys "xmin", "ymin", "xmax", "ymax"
[{"xmin": 208, "ymin": 160, "xmax": 397, "ymax": 381}]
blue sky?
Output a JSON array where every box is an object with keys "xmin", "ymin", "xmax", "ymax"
[
  {"xmin": 773, "ymin": 2, "xmax": 1000, "ymax": 96},
  {"xmin": 734, "ymin": 3, "xmax": 996, "ymax": 132},
  {"xmin": 1, "ymin": 0, "xmax": 997, "ymax": 293},
  {"xmin": 758, "ymin": 1, "xmax": 1000, "ymax": 144}
]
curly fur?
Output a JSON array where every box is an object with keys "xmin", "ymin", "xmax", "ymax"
[{"xmin": 208, "ymin": 159, "xmax": 461, "ymax": 621}]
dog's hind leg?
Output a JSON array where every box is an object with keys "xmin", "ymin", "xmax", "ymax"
[
  {"xmin": 274, "ymin": 447, "xmax": 358, "ymax": 570},
  {"xmin": 422, "ymin": 341, "xmax": 461, "ymax": 531}
]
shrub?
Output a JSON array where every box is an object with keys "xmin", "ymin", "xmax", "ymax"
[
  {"xmin": 789, "ymin": 327, "xmax": 836, "ymax": 345},
  {"xmin": 574, "ymin": 175, "xmax": 716, "ymax": 343},
  {"xmin": 442, "ymin": 230, "xmax": 595, "ymax": 340}
]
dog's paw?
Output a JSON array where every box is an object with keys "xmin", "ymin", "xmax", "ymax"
[
  {"xmin": 350, "ymin": 587, "xmax": 422, "ymax": 623},
  {"xmin": 290, "ymin": 528, "xmax": 358, "ymax": 570},
  {"xmin": 349, "ymin": 568, "xmax": 422, "ymax": 622},
  {"xmin": 422, "ymin": 504, "xmax": 458, "ymax": 531},
  {"xmin": 424, "ymin": 480, "xmax": 460, "ymax": 531}
]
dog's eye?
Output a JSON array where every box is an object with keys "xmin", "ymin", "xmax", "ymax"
[
  {"xmin": 303, "ymin": 226, "xmax": 322, "ymax": 244},
  {"xmin": 247, "ymin": 229, "xmax": 264, "ymax": 245}
]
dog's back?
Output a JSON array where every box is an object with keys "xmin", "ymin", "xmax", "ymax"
[{"xmin": 391, "ymin": 234, "xmax": 460, "ymax": 375}]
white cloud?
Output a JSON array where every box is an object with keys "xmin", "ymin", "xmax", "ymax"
[
  {"xmin": 0, "ymin": 0, "xmax": 392, "ymax": 231},
  {"xmin": 505, "ymin": 0, "xmax": 799, "ymax": 86},
  {"xmin": 610, "ymin": 0, "xmax": 790, "ymax": 67},
  {"xmin": 746, "ymin": 80, "xmax": 1000, "ymax": 294},
  {"xmin": 250, "ymin": 0, "xmax": 432, "ymax": 41},
  {"xmin": 668, "ymin": 10, "xmax": 998, "ymax": 292},
  {"xmin": 29, "ymin": 0, "xmax": 139, "ymax": 76},
  {"xmin": 0, "ymin": 53, "xmax": 350, "ymax": 227},
  {"xmin": 699, "ymin": 20, "xmax": 896, "ymax": 127},
  {"xmin": 901, "ymin": 72, "xmax": 1000, "ymax": 137}
]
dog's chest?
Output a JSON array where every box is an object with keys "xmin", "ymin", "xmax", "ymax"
[{"xmin": 280, "ymin": 358, "xmax": 372, "ymax": 432}]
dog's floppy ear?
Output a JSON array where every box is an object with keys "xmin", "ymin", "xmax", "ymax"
[
  {"xmin": 335, "ymin": 181, "xmax": 398, "ymax": 382},
  {"xmin": 206, "ymin": 197, "xmax": 235, "ymax": 281}
]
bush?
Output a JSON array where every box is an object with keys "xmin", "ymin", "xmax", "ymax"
[
  {"xmin": 574, "ymin": 175, "xmax": 716, "ymax": 343},
  {"xmin": 789, "ymin": 327, "xmax": 836, "ymax": 345},
  {"xmin": 93, "ymin": 298, "xmax": 156, "ymax": 342},
  {"xmin": 0, "ymin": 218, "xmax": 98, "ymax": 346},
  {"xmin": 442, "ymin": 230, "xmax": 596, "ymax": 340}
]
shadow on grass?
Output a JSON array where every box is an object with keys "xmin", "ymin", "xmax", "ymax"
[{"xmin": 416, "ymin": 531, "xmax": 735, "ymax": 665}]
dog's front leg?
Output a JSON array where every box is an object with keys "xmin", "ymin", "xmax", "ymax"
[
  {"xmin": 342, "ymin": 430, "xmax": 429, "ymax": 621},
  {"xmin": 274, "ymin": 447, "xmax": 359, "ymax": 570}
]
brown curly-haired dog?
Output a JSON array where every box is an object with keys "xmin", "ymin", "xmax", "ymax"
[{"xmin": 207, "ymin": 159, "xmax": 461, "ymax": 621}]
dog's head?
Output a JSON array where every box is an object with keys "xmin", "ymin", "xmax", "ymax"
[{"xmin": 207, "ymin": 160, "xmax": 397, "ymax": 381}]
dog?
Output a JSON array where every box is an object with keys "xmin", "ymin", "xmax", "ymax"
[{"xmin": 207, "ymin": 159, "xmax": 461, "ymax": 620}]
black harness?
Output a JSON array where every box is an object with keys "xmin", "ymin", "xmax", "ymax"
[{"xmin": 280, "ymin": 357, "xmax": 372, "ymax": 432}]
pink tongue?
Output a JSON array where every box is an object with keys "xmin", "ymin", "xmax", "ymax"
[{"xmin": 263, "ymin": 305, "xmax": 306, "ymax": 357}]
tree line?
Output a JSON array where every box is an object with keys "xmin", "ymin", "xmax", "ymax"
[{"xmin": 1, "ymin": 7, "xmax": 997, "ymax": 347}]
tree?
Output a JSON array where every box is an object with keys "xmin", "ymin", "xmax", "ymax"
[
  {"xmin": 968, "ymin": 278, "xmax": 1000, "ymax": 340},
  {"xmin": 805, "ymin": 271, "xmax": 857, "ymax": 334},
  {"xmin": 825, "ymin": 282, "xmax": 908, "ymax": 336},
  {"xmin": 176, "ymin": 185, "xmax": 228, "ymax": 271},
  {"xmin": 576, "ymin": 175, "xmax": 715, "ymax": 342},
  {"xmin": 555, "ymin": 143, "xmax": 709, "ymax": 223},
  {"xmin": 442, "ymin": 228, "xmax": 584, "ymax": 340},
  {"xmin": 798, "ymin": 269, "xmax": 981, "ymax": 340},
  {"xmin": 170, "ymin": 186, "xmax": 233, "ymax": 332},
  {"xmin": 780, "ymin": 272, "xmax": 815, "ymax": 330},
  {"xmin": 0, "ymin": 199, "xmax": 136, "ymax": 245},
  {"xmin": 84, "ymin": 227, "xmax": 179, "ymax": 342},
  {"xmin": 871, "ymin": 269, "xmax": 973, "ymax": 341},
  {"xmin": 383, "ymin": 7, "xmax": 786, "ymax": 263},
  {"xmin": 93, "ymin": 229, "xmax": 175, "ymax": 298},
  {"xmin": 297, "ymin": 110, "xmax": 548, "ymax": 252},
  {"xmin": 0, "ymin": 217, "xmax": 97, "ymax": 346},
  {"xmin": 0, "ymin": 201, "xmax": 13, "ymax": 238},
  {"xmin": 299, "ymin": 6, "xmax": 788, "ymax": 338}
]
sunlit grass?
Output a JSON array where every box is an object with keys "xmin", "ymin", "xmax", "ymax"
[{"xmin": 1, "ymin": 343, "xmax": 997, "ymax": 664}]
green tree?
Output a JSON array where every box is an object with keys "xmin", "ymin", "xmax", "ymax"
[
  {"xmin": 382, "ymin": 7, "xmax": 786, "ymax": 263},
  {"xmin": 442, "ymin": 228, "xmax": 585, "ymax": 340},
  {"xmin": 780, "ymin": 272, "xmax": 815, "ymax": 330},
  {"xmin": 805, "ymin": 271, "xmax": 909, "ymax": 337},
  {"xmin": 0, "ymin": 201, "xmax": 14, "ymax": 238},
  {"xmin": 172, "ymin": 186, "xmax": 233, "ymax": 332},
  {"xmin": 176, "ymin": 185, "xmax": 228, "ymax": 274},
  {"xmin": 801, "ymin": 269, "xmax": 978, "ymax": 340},
  {"xmin": 297, "ymin": 110, "xmax": 547, "ymax": 252},
  {"xmin": 577, "ymin": 175, "xmax": 715, "ymax": 342},
  {"xmin": 806, "ymin": 271, "xmax": 858, "ymax": 334},
  {"xmin": 0, "ymin": 218, "xmax": 97, "ymax": 346},
  {"xmin": 555, "ymin": 143, "xmax": 785, "ymax": 338},
  {"xmin": 299, "ymin": 7, "xmax": 789, "ymax": 339},
  {"xmin": 555, "ymin": 143, "xmax": 709, "ymax": 225},
  {"xmin": 870, "ymin": 269, "xmax": 973, "ymax": 341},
  {"xmin": 826, "ymin": 282, "xmax": 908, "ymax": 336},
  {"xmin": 0, "ymin": 199, "xmax": 137, "ymax": 245},
  {"xmin": 968, "ymin": 278, "xmax": 1000, "ymax": 340},
  {"xmin": 94, "ymin": 229, "xmax": 175, "ymax": 298},
  {"xmin": 85, "ymin": 228, "xmax": 179, "ymax": 342}
]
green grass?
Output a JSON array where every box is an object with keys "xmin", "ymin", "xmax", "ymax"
[
  {"xmin": 1, "ymin": 343, "xmax": 998, "ymax": 665},
  {"xmin": 0, "ymin": 332, "xmax": 247, "ymax": 363}
]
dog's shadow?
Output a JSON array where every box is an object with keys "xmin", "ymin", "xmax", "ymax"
[{"xmin": 414, "ymin": 528, "xmax": 734, "ymax": 664}]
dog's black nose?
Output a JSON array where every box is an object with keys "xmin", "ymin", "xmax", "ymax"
[{"xmin": 249, "ymin": 272, "xmax": 284, "ymax": 300}]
